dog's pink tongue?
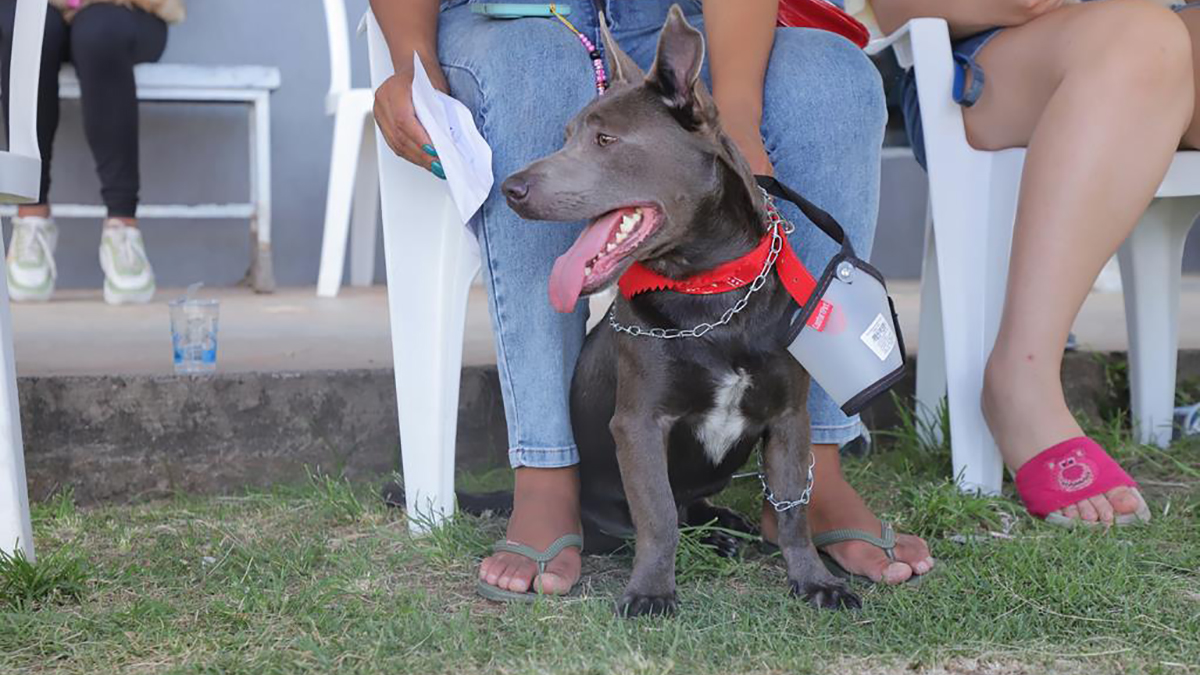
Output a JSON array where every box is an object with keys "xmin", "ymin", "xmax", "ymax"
[{"xmin": 548, "ymin": 212, "xmax": 622, "ymax": 313}]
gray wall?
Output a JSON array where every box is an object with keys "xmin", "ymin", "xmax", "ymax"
[
  {"xmin": 16, "ymin": 2, "xmax": 1200, "ymax": 288},
  {"xmin": 34, "ymin": 0, "xmax": 375, "ymax": 290}
]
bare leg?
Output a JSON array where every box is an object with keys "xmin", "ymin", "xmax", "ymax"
[
  {"xmin": 1178, "ymin": 6, "xmax": 1200, "ymax": 148},
  {"xmin": 477, "ymin": 467, "xmax": 582, "ymax": 595},
  {"xmin": 17, "ymin": 205, "xmax": 50, "ymax": 218},
  {"xmin": 966, "ymin": 0, "xmax": 1193, "ymax": 524}
]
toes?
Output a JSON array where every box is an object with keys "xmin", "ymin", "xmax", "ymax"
[
  {"xmin": 894, "ymin": 533, "xmax": 932, "ymax": 566},
  {"xmin": 1077, "ymin": 498, "xmax": 1100, "ymax": 523},
  {"xmin": 482, "ymin": 555, "xmax": 508, "ymax": 586},
  {"xmin": 533, "ymin": 571, "xmax": 569, "ymax": 595},
  {"xmin": 913, "ymin": 556, "xmax": 935, "ymax": 575},
  {"xmin": 505, "ymin": 566, "xmax": 534, "ymax": 593},
  {"xmin": 1061, "ymin": 504, "xmax": 1081, "ymax": 522},
  {"xmin": 1107, "ymin": 486, "xmax": 1143, "ymax": 516},
  {"xmin": 487, "ymin": 554, "xmax": 535, "ymax": 593},
  {"xmin": 1087, "ymin": 495, "xmax": 1115, "ymax": 526},
  {"xmin": 880, "ymin": 561, "xmax": 913, "ymax": 585},
  {"xmin": 828, "ymin": 541, "xmax": 912, "ymax": 584}
]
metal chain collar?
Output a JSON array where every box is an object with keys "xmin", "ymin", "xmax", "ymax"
[
  {"xmin": 760, "ymin": 450, "xmax": 815, "ymax": 512},
  {"xmin": 607, "ymin": 189, "xmax": 795, "ymax": 340}
]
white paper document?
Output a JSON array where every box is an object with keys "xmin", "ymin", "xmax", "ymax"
[{"xmin": 409, "ymin": 51, "xmax": 494, "ymax": 224}]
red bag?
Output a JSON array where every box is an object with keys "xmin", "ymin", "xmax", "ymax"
[{"xmin": 777, "ymin": 0, "xmax": 869, "ymax": 48}]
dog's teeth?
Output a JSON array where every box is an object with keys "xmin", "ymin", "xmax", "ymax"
[
  {"xmin": 584, "ymin": 265, "xmax": 593, "ymax": 276},
  {"xmin": 630, "ymin": 211, "xmax": 642, "ymax": 223},
  {"xmin": 620, "ymin": 217, "xmax": 635, "ymax": 234},
  {"xmin": 615, "ymin": 232, "xmax": 628, "ymax": 243},
  {"xmin": 606, "ymin": 242, "xmax": 616, "ymax": 253}
]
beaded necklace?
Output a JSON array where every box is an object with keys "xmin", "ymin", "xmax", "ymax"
[{"xmin": 550, "ymin": 4, "xmax": 609, "ymax": 95}]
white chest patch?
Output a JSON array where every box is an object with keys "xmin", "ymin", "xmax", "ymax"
[{"xmin": 696, "ymin": 369, "xmax": 753, "ymax": 465}]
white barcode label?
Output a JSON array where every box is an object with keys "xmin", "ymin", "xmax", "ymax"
[{"xmin": 860, "ymin": 314, "xmax": 896, "ymax": 362}]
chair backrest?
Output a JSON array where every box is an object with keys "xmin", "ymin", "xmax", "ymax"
[
  {"xmin": 0, "ymin": 0, "xmax": 48, "ymax": 204},
  {"xmin": 322, "ymin": 0, "xmax": 354, "ymax": 115}
]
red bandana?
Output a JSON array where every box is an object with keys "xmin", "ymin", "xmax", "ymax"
[{"xmin": 617, "ymin": 227, "xmax": 819, "ymax": 309}]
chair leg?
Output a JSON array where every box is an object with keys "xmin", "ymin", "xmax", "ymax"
[
  {"xmin": 0, "ymin": 253, "xmax": 33, "ymax": 561},
  {"xmin": 349, "ymin": 123, "xmax": 379, "ymax": 288},
  {"xmin": 367, "ymin": 9, "xmax": 479, "ymax": 533},
  {"xmin": 914, "ymin": 205, "xmax": 947, "ymax": 446},
  {"xmin": 1118, "ymin": 197, "xmax": 1200, "ymax": 447},
  {"xmin": 374, "ymin": 128, "xmax": 480, "ymax": 533},
  {"xmin": 317, "ymin": 103, "xmax": 367, "ymax": 298},
  {"xmin": 925, "ymin": 157, "xmax": 1014, "ymax": 496},
  {"xmin": 248, "ymin": 93, "xmax": 275, "ymax": 293}
]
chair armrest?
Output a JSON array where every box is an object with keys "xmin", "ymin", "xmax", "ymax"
[{"xmin": 865, "ymin": 17, "xmax": 949, "ymax": 71}]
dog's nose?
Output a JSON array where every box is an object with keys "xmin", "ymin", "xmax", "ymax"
[{"xmin": 502, "ymin": 176, "xmax": 529, "ymax": 203}]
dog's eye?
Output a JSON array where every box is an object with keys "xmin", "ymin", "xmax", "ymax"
[{"xmin": 596, "ymin": 133, "xmax": 618, "ymax": 147}]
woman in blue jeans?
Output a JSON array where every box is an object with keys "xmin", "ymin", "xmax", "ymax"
[{"xmin": 371, "ymin": 0, "xmax": 934, "ymax": 596}]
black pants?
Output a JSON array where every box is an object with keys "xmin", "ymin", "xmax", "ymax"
[{"xmin": 1, "ymin": 3, "xmax": 167, "ymax": 217}]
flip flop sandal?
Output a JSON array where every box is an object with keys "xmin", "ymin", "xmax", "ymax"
[
  {"xmin": 1015, "ymin": 436, "xmax": 1151, "ymax": 528},
  {"xmin": 475, "ymin": 533, "xmax": 584, "ymax": 603},
  {"xmin": 811, "ymin": 522, "xmax": 921, "ymax": 585}
]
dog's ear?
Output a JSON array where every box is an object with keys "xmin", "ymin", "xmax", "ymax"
[
  {"xmin": 647, "ymin": 4, "xmax": 708, "ymax": 128},
  {"xmin": 598, "ymin": 12, "xmax": 644, "ymax": 85}
]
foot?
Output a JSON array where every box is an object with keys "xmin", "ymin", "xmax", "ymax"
[
  {"xmin": 99, "ymin": 219, "xmax": 155, "ymax": 305},
  {"xmin": 6, "ymin": 215, "xmax": 58, "ymax": 302},
  {"xmin": 478, "ymin": 466, "xmax": 582, "ymax": 595},
  {"xmin": 983, "ymin": 353, "xmax": 1146, "ymax": 526},
  {"xmin": 761, "ymin": 446, "xmax": 934, "ymax": 585}
]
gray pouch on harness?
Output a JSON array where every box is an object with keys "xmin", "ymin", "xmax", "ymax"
[{"xmin": 757, "ymin": 176, "xmax": 907, "ymax": 416}]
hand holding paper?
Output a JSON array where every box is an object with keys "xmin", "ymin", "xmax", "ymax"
[{"xmin": 409, "ymin": 52, "xmax": 495, "ymax": 224}]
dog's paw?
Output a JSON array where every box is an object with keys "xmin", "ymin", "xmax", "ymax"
[
  {"xmin": 708, "ymin": 505, "xmax": 759, "ymax": 536},
  {"xmin": 616, "ymin": 592, "xmax": 678, "ymax": 618},
  {"xmin": 789, "ymin": 579, "xmax": 861, "ymax": 611},
  {"xmin": 701, "ymin": 529, "xmax": 744, "ymax": 559}
]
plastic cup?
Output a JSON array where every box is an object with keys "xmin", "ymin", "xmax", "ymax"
[{"xmin": 169, "ymin": 298, "xmax": 219, "ymax": 375}]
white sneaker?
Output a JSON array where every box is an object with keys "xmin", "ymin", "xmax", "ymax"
[
  {"xmin": 99, "ymin": 219, "xmax": 156, "ymax": 305},
  {"xmin": 6, "ymin": 216, "xmax": 58, "ymax": 302}
]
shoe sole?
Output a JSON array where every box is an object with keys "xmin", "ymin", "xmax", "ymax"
[
  {"xmin": 104, "ymin": 280, "xmax": 155, "ymax": 305},
  {"xmin": 7, "ymin": 272, "xmax": 53, "ymax": 303}
]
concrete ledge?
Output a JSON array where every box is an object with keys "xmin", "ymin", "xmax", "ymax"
[
  {"xmin": 21, "ymin": 369, "xmax": 506, "ymax": 504},
  {"xmin": 21, "ymin": 351, "xmax": 1200, "ymax": 505}
]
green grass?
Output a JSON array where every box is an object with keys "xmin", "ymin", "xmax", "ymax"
[{"xmin": 2, "ymin": 423, "xmax": 1199, "ymax": 673}]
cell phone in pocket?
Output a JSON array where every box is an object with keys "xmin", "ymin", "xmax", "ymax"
[{"xmin": 470, "ymin": 3, "xmax": 570, "ymax": 19}]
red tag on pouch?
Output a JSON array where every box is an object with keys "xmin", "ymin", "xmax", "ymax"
[{"xmin": 807, "ymin": 300, "xmax": 834, "ymax": 331}]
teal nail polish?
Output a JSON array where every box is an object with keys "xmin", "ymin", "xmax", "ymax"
[
  {"xmin": 431, "ymin": 160, "xmax": 446, "ymax": 180},
  {"xmin": 422, "ymin": 144, "xmax": 439, "ymax": 157}
]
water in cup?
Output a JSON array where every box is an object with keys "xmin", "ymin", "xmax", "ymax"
[{"xmin": 169, "ymin": 285, "xmax": 219, "ymax": 374}]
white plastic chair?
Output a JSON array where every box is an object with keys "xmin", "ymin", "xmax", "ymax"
[
  {"xmin": 316, "ymin": 0, "xmax": 380, "ymax": 298},
  {"xmin": 0, "ymin": 0, "xmax": 48, "ymax": 561},
  {"xmin": 364, "ymin": 11, "xmax": 481, "ymax": 532},
  {"xmin": 869, "ymin": 18, "xmax": 1200, "ymax": 494}
]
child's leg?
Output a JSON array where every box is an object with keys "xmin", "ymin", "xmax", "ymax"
[
  {"xmin": 69, "ymin": 5, "xmax": 167, "ymax": 222},
  {"xmin": 963, "ymin": 0, "xmax": 1193, "ymax": 524},
  {"xmin": 1176, "ymin": 7, "xmax": 1200, "ymax": 148}
]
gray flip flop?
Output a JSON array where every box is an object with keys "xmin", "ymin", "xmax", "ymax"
[
  {"xmin": 475, "ymin": 533, "xmax": 584, "ymax": 603},
  {"xmin": 812, "ymin": 522, "xmax": 919, "ymax": 585}
]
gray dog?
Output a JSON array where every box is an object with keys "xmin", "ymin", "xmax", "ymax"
[{"xmin": 499, "ymin": 5, "xmax": 862, "ymax": 617}]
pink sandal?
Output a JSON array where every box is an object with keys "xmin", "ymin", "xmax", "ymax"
[{"xmin": 1014, "ymin": 437, "xmax": 1151, "ymax": 527}]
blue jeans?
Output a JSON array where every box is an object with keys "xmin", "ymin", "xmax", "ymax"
[{"xmin": 437, "ymin": 0, "xmax": 886, "ymax": 468}]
